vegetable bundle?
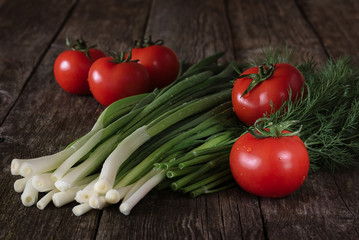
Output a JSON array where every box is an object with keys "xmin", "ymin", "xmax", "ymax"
[
  {"xmin": 10, "ymin": 49, "xmax": 359, "ymax": 215},
  {"xmin": 11, "ymin": 53, "xmax": 244, "ymax": 215}
]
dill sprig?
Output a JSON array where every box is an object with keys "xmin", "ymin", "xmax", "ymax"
[{"xmin": 254, "ymin": 47, "xmax": 359, "ymax": 172}]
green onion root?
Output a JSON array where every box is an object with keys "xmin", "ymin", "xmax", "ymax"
[
  {"xmin": 21, "ymin": 178, "xmax": 39, "ymax": 207},
  {"xmin": 37, "ymin": 189, "xmax": 59, "ymax": 210},
  {"xmin": 72, "ymin": 203, "xmax": 92, "ymax": 216}
]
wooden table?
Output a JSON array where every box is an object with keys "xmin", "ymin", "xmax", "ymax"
[{"xmin": 1, "ymin": 0, "xmax": 358, "ymax": 239}]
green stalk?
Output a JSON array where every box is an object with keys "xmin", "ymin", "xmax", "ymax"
[
  {"xmin": 181, "ymin": 168, "xmax": 232, "ymax": 193},
  {"xmin": 144, "ymin": 102, "xmax": 233, "ymax": 170},
  {"xmin": 147, "ymin": 88, "xmax": 232, "ymax": 137},
  {"xmin": 178, "ymin": 152, "xmax": 227, "ymax": 169},
  {"xmin": 115, "ymin": 124, "xmax": 225, "ymax": 188},
  {"xmin": 182, "ymin": 52, "xmax": 225, "ymax": 77},
  {"xmin": 119, "ymin": 170, "xmax": 166, "ymax": 215},
  {"xmin": 133, "ymin": 71, "xmax": 213, "ymax": 121},
  {"xmin": 157, "ymin": 52, "xmax": 225, "ymax": 96},
  {"xmin": 166, "ymin": 165, "xmax": 201, "ymax": 178},
  {"xmin": 158, "ymin": 64, "xmax": 234, "ymax": 110},
  {"xmin": 113, "ymin": 102, "xmax": 232, "ymax": 186},
  {"xmin": 92, "ymin": 93, "xmax": 149, "ymax": 131},
  {"xmin": 51, "ymin": 108, "xmax": 142, "ymax": 181},
  {"xmin": 171, "ymin": 157, "xmax": 229, "ymax": 191},
  {"xmin": 93, "ymin": 90, "xmax": 232, "ymax": 193},
  {"xmin": 163, "ymin": 144, "xmax": 233, "ymax": 170},
  {"xmin": 54, "ymin": 135, "xmax": 118, "ymax": 192},
  {"xmin": 115, "ymin": 110, "xmax": 233, "ymax": 188},
  {"xmin": 190, "ymin": 180, "xmax": 236, "ymax": 198},
  {"xmin": 122, "ymin": 65, "xmax": 234, "ymax": 135},
  {"xmin": 93, "ymin": 126, "xmax": 151, "ymax": 194}
]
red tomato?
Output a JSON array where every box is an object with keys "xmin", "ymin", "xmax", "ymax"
[
  {"xmin": 54, "ymin": 48, "xmax": 106, "ymax": 95},
  {"xmin": 88, "ymin": 57, "xmax": 150, "ymax": 106},
  {"xmin": 229, "ymin": 130, "xmax": 310, "ymax": 198},
  {"xmin": 232, "ymin": 63, "xmax": 304, "ymax": 126},
  {"xmin": 131, "ymin": 45, "xmax": 179, "ymax": 91}
]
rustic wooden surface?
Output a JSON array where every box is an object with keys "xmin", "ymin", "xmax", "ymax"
[{"xmin": 0, "ymin": 0, "xmax": 358, "ymax": 239}]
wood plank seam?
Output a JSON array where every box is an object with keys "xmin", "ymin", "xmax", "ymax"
[
  {"xmin": 294, "ymin": 0, "xmax": 330, "ymax": 59},
  {"xmin": 258, "ymin": 198, "xmax": 269, "ymax": 240}
]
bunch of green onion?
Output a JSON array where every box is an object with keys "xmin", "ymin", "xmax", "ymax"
[{"xmin": 11, "ymin": 53, "xmax": 244, "ymax": 216}]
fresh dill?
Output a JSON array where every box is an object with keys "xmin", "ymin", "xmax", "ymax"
[{"xmin": 254, "ymin": 47, "xmax": 359, "ymax": 172}]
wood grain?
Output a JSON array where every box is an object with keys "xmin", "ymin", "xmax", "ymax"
[
  {"xmin": 261, "ymin": 171, "xmax": 358, "ymax": 239},
  {"xmin": 0, "ymin": 0, "xmax": 150, "ymax": 239},
  {"xmin": 226, "ymin": 0, "xmax": 327, "ymax": 64},
  {"xmin": 0, "ymin": 0, "xmax": 77, "ymax": 123},
  {"xmin": 146, "ymin": 0, "xmax": 234, "ymax": 64},
  {"xmin": 0, "ymin": 0, "xmax": 358, "ymax": 239},
  {"xmin": 297, "ymin": 0, "xmax": 359, "ymax": 64}
]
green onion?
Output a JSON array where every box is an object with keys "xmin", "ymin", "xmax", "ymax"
[
  {"xmin": 31, "ymin": 173, "xmax": 55, "ymax": 192},
  {"xmin": 105, "ymin": 184, "xmax": 134, "ymax": 204},
  {"xmin": 119, "ymin": 170, "xmax": 166, "ymax": 215},
  {"xmin": 89, "ymin": 196, "xmax": 108, "ymax": 209},
  {"xmin": 52, "ymin": 184, "xmax": 86, "ymax": 207},
  {"xmin": 21, "ymin": 177, "xmax": 39, "ymax": 207},
  {"xmin": 14, "ymin": 177, "xmax": 30, "ymax": 193},
  {"xmin": 72, "ymin": 203, "xmax": 92, "ymax": 216},
  {"xmin": 171, "ymin": 156, "xmax": 229, "ymax": 191},
  {"xmin": 55, "ymin": 134, "xmax": 119, "ymax": 192},
  {"xmin": 75, "ymin": 177, "xmax": 99, "ymax": 204},
  {"xmin": 190, "ymin": 180, "xmax": 237, "ymax": 198},
  {"xmin": 10, "ymin": 52, "xmax": 244, "ymax": 215},
  {"xmin": 166, "ymin": 166, "xmax": 201, "ymax": 178},
  {"xmin": 93, "ymin": 89, "xmax": 232, "ymax": 194},
  {"xmin": 181, "ymin": 168, "xmax": 232, "ymax": 193}
]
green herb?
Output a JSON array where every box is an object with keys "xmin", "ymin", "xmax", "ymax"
[{"xmin": 254, "ymin": 47, "xmax": 359, "ymax": 171}]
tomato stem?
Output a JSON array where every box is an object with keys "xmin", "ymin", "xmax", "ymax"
[
  {"xmin": 109, "ymin": 49, "xmax": 138, "ymax": 64},
  {"xmin": 248, "ymin": 117, "xmax": 302, "ymax": 138},
  {"xmin": 239, "ymin": 64, "xmax": 276, "ymax": 97},
  {"xmin": 66, "ymin": 35, "xmax": 97, "ymax": 61},
  {"xmin": 134, "ymin": 35, "xmax": 164, "ymax": 48}
]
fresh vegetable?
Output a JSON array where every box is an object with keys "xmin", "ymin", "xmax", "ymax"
[
  {"xmin": 131, "ymin": 35, "xmax": 180, "ymax": 91},
  {"xmin": 264, "ymin": 56, "xmax": 359, "ymax": 171},
  {"xmin": 232, "ymin": 63, "xmax": 304, "ymax": 126},
  {"xmin": 11, "ymin": 53, "xmax": 240, "ymax": 215},
  {"xmin": 88, "ymin": 51, "xmax": 150, "ymax": 106},
  {"xmin": 9, "ymin": 47, "xmax": 359, "ymax": 216},
  {"xmin": 54, "ymin": 37, "xmax": 106, "ymax": 95},
  {"xmin": 230, "ymin": 119, "xmax": 309, "ymax": 197}
]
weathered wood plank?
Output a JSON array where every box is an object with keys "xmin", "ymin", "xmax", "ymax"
[
  {"xmin": 297, "ymin": 0, "xmax": 359, "ymax": 64},
  {"xmin": 145, "ymin": 0, "xmax": 235, "ymax": 64},
  {"xmin": 298, "ymin": 1, "xmax": 359, "ymax": 234},
  {"xmin": 331, "ymin": 169, "xmax": 359, "ymax": 234},
  {"xmin": 297, "ymin": 0, "xmax": 359, "ymax": 236},
  {"xmin": 227, "ymin": 0, "xmax": 358, "ymax": 239},
  {"xmin": 96, "ymin": 0, "xmax": 264, "ymax": 239},
  {"xmin": 261, "ymin": 171, "xmax": 358, "ymax": 239},
  {"xmin": 227, "ymin": 0, "xmax": 327, "ymax": 64},
  {"xmin": 0, "ymin": 0, "xmax": 77, "ymax": 123},
  {"xmin": 0, "ymin": 0, "xmax": 151, "ymax": 239}
]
